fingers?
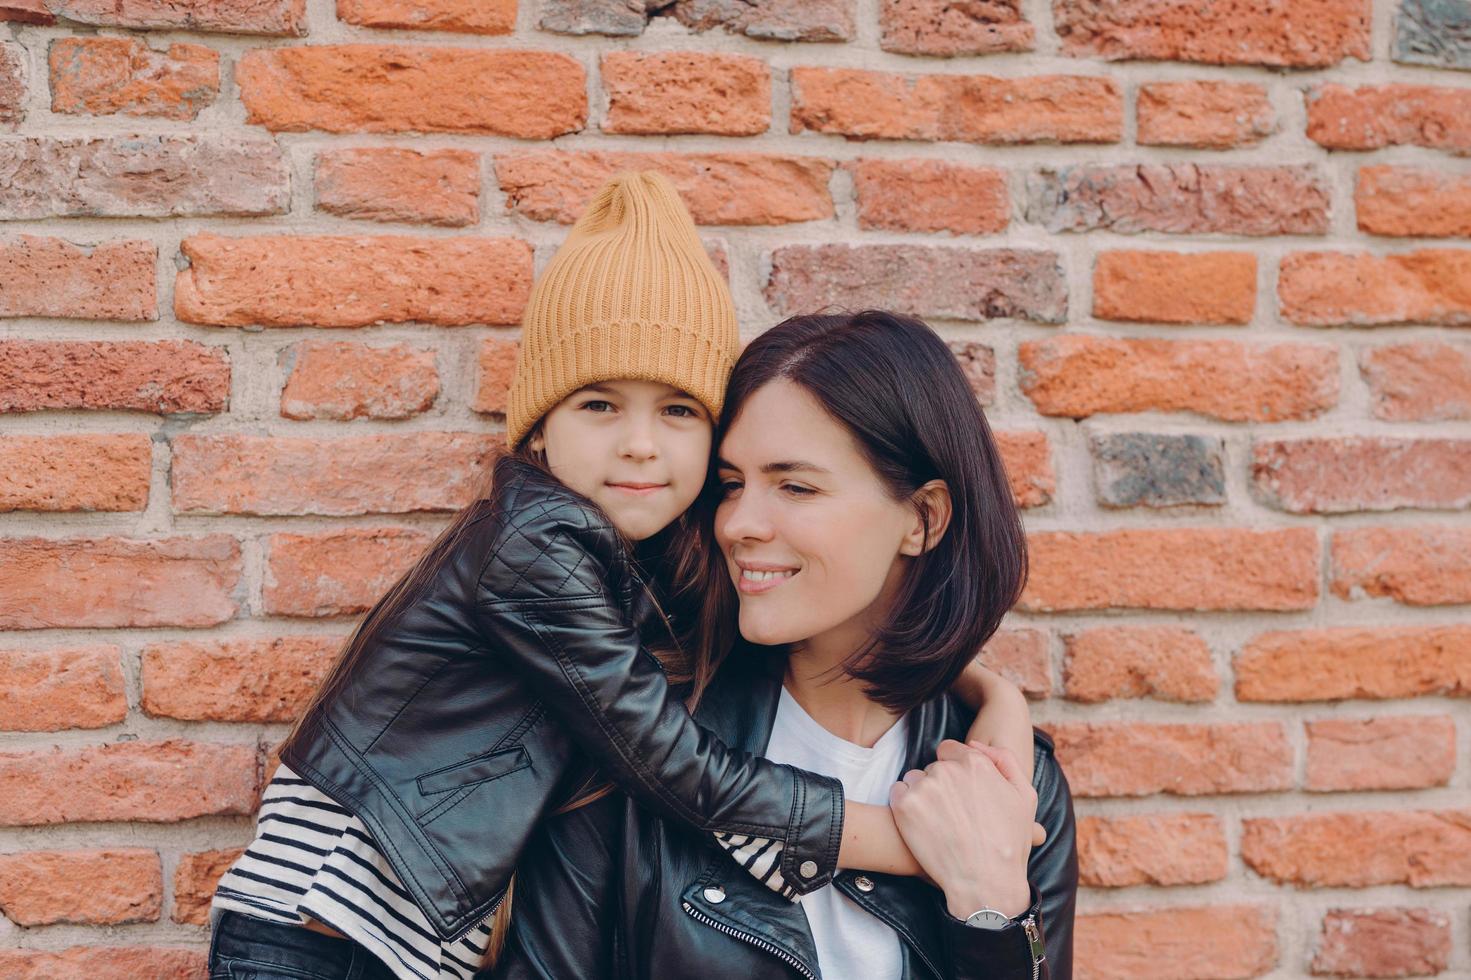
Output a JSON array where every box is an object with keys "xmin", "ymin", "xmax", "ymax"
[
  {"xmin": 934, "ymin": 739, "xmax": 972, "ymax": 763},
  {"xmin": 1031, "ymin": 821, "xmax": 1047, "ymax": 847},
  {"xmin": 967, "ymin": 740, "xmax": 1031, "ymax": 795}
]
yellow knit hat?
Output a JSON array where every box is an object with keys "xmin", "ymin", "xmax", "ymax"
[{"xmin": 505, "ymin": 171, "xmax": 739, "ymax": 448}]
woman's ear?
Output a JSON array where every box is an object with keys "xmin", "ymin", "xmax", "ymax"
[{"xmin": 900, "ymin": 480, "xmax": 952, "ymax": 557}]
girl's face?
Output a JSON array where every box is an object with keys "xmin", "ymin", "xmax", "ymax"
[
  {"xmin": 532, "ymin": 379, "xmax": 713, "ymax": 541},
  {"xmin": 714, "ymin": 379, "xmax": 930, "ymax": 656}
]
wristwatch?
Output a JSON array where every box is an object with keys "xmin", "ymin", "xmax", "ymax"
[{"xmin": 956, "ymin": 897, "xmax": 1047, "ymax": 973}]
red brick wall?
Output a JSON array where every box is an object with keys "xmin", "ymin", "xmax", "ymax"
[{"xmin": 2, "ymin": 0, "xmax": 1468, "ymax": 976}]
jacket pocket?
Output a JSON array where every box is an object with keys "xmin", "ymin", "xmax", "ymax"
[{"xmin": 416, "ymin": 745, "xmax": 531, "ymax": 797}]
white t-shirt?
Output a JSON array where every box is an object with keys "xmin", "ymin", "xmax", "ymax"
[{"xmin": 764, "ymin": 686, "xmax": 909, "ymax": 980}]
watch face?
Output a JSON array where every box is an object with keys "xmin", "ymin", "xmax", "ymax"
[{"xmin": 963, "ymin": 909, "xmax": 1012, "ymax": 930}]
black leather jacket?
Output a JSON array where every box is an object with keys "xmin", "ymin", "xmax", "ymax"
[
  {"xmin": 490, "ymin": 649, "xmax": 1079, "ymax": 980},
  {"xmin": 281, "ymin": 456, "xmax": 845, "ymax": 942}
]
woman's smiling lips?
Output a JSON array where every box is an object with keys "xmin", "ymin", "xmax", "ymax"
[{"xmin": 734, "ymin": 559, "xmax": 799, "ymax": 594}]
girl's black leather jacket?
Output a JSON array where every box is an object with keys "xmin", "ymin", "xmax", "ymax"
[
  {"xmin": 281, "ymin": 456, "xmax": 845, "ymax": 943},
  {"xmin": 490, "ymin": 648, "xmax": 1079, "ymax": 980}
]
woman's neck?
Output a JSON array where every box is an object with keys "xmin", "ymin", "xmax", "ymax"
[{"xmin": 784, "ymin": 639, "xmax": 902, "ymax": 749}]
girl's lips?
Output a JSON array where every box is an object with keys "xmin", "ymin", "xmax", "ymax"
[{"xmin": 607, "ymin": 483, "xmax": 667, "ymax": 496}]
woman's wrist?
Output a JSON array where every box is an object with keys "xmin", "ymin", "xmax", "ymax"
[{"xmin": 943, "ymin": 878, "xmax": 1030, "ymax": 921}]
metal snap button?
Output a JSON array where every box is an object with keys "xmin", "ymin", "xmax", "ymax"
[
  {"xmin": 854, "ymin": 875, "xmax": 875, "ymax": 893},
  {"xmin": 799, "ymin": 860, "xmax": 819, "ymax": 879},
  {"xmin": 703, "ymin": 886, "xmax": 726, "ymax": 904}
]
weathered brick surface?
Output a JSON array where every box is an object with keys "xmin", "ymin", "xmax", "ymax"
[
  {"xmin": 659, "ymin": 0, "xmax": 855, "ymax": 41},
  {"xmin": 0, "ymin": 536, "xmax": 241, "ymax": 629},
  {"xmin": 0, "ymin": 946, "xmax": 206, "ymax": 979},
  {"xmin": 0, "ymin": 235, "xmax": 156, "ymax": 321},
  {"xmin": 1091, "ymin": 433, "xmax": 1226, "ymax": 509},
  {"xmin": 1279, "ymin": 250, "xmax": 1471, "ymax": 327},
  {"xmin": 472, "ymin": 338, "xmax": 519, "ymax": 415},
  {"xmin": 1, "ymin": 40, "xmax": 26, "ymax": 126},
  {"xmin": 878, "ymin": 0, "xmax": 1034, "ymax": 56},
  {"xmin": 1252, "ymin": 437, "xmax": 1471, "ymax": 513},
  {"xmin": 1019, "ymin": 336, "xmax": 1338, "ymax": 422},
  {"xmin": 338, "ymin": 0, "xmax": 516, "ymax": 33},
  {"xmin": 767, "ymin": 245, "xmax": 1067, "ymax": 322},
  {"xmin": 1092, "ymin": 250, "xmax": 1255, "ymax": 324},
  {"xmin": 280, "ymin": 341, "xmax": 440, "ymax": 420},
  {"xmin": 948, "ymin": 341, "xmax": 996, "ymax": 405},
  {"xmin": 174, "ymin": 847, "xmax": 244, "ymax": 925},
  {"xmin": 1136, "ymin": 81, "xmax": 1274, "ymax": 148},
  {"xmin": 791, "ymin": 68, "xmax": 1122, "ymax": 143},
  {"xmin": 175, "ymin": 234, "xmax": 532, "ymax": 327},
  {"xmin": 263, "ymin": 527, "xmax": 433, "ymax": 617},
  {"xmin": 1075, "ymin": 906, "xmax": 1278, "ymax": 980},
  {"xmin": 1025, "ymin": 164, "xmax": 1331, "ymax": 236},
  {"xmin": 1063, "ymin": 626, "xmax": 1217, "ymax": 702},
  {"xmin": 0, "ymin": 136, "xmax": 289, "ymax": 219},
  {"xmin": 1393, "ymin": 0, "xmax": 1471, "ymax": 70},
  {"xmin": 1022, "ymin": 528, "xmax": 1318, "ymax": 612},
  {"xmin": 0, "ymin": 340, "xmax": 230, "ymax": 415},
  {"xmin": 1077, "ymin": 813, "xmax": 1227, "ymax": 886},
  {"xmin": 48, "ymin": 0, "xmax": 304, "ymax": 34},
  {"xmin": 848, "ymin": 159, "xmax": 1008, "ymax": 235},
  {"xmin": 1242, "ymin": 810, "xmax": 1471, "ymax": 887},
  {"xmin": 0, "ymin": 849, "xmax": 161, "ymax": 925},
  {"xmin": 1356, "ymin": 166, "xmax": 1471, "ymax": 238},
  {"xmin": 979, "ymin": 628, "xmax": 1052, "ymax": 698},
  {"xmin": 316, "ymin": 148, "xmax": 480, "ymax": 227},
  {"xmin": 0, "ymin": 646, "xmax": 125, "ymax": 732},
  {"xmin": 602, "ymin": 51, "xmax": 770, "ymax": 136},
  {"xmin": 1055, "ymin": 0, "xmax": 1370, "ymax": 67},
  {"xmin": 997, "ymin": 430, "xmax": 1053, "ymax": 509},
  {"xmin": 49, "ymin": 37, "xmax": 219, "ymax": 120},
  {"xmin": 1235, "ymin": 626, "xmax": 1471, "ymax": 702},
  {"xmin": 496, "ymin": 151, "xmax": 833, "ymax": 225},
  {"xmin": 237, "ymin": 47, "xmax": 586, "ymax": 136},
  {"xmin": 1360, "ymin": 342, "xmax": 1471, "ymax": 421},
  {"xmin": 0, "ymin": 433, "xmax": 151, "ymax": 512},
  {"xmin": 1306, "ymin": 84, "xmax": 1471, "ymax": 154},
  {"xmin": 1049, "ymin": 721, "xmax": 1292, "ymax": 797},
  {"xmin": 1305, "ymin": 716, "xmax": 1456, "ymax": 792},
  {"xmin": 141, "ymin": 636, "xmax": 341, "ymax": 722},
  {"xmin": 1311, "ymin": 908, "xmax": 1452, "ymax": 978},
  {"xmin": 1331, "ymin": 526, "xmax": 1471, "ymax": 606}
]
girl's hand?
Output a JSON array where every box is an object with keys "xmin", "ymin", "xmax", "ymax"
[
  {"xmin": 952, "ymin": 660, "xmax": 1045, "ymax": 846},
  {"xmin": 889, "ymin": 740, "xmax": 1035, "ymax": 920}
]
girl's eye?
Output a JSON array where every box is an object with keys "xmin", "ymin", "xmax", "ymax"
[
  {"xmin": 580, "ymin": 400, "xmax": 614, "ymax": 413},
  {"xmin": 664, "ymin": 404, "xmax": 700, "ymax": 418}
]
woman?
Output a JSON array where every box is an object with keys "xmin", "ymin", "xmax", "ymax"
[{"xmin": 486, "ymin": 311, "xmax": 1078, "ymax": 979}]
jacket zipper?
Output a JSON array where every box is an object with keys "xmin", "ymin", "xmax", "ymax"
[
  {"xmin": 681, "ymin": 901, "xmax": 818, "ymax": 980},
  {"xmin": 1023, "ymin": 916, "xmax": 1044, "ymax": 980},
  {"xmin": 446, "ymin": 887, "xmax": 508, "ymax": 945}
]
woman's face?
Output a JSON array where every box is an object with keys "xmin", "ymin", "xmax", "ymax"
[{"xmin": 714, "ymin": 379, "xmax": 925, "ymax": 655}]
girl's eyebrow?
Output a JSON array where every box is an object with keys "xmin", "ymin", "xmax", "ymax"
[{"xmin": 715, "ymin": 458, "xmax": 831, "ymax": 475}]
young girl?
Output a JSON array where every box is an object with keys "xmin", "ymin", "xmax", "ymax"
[{"xmin": 206, "ymin": 172, "xmax": 1034, "ymax": 980}]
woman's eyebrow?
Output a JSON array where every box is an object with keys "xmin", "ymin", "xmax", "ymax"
[{"xmin": 715, "ymin": 458, "xmax": 831, "ymax": 475}]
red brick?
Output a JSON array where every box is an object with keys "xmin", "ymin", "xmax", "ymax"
[
  {"xmin": 1253, "ymin": 437, "xmax": 1471, "ymax": 513},
  {"xmin": 791, "ymin": 67, "xmax": 1121, "ymax": 143},
  {"xmin": 1306, "ymin": 716, "xmax": 1455, "ymax": 792},
  {"xmin": 1056, "ymin": 0, "xmax": 1369, "ymax": 67},
  {"xmin": 0, "ymin": 646, "xmax": 125, "ymax": 732},
  {"xmin": 879, "ymin": 0, "xmax": 1034, "ymax": 56},
  {"xmin": 141, "ymin": 636, "xmax": 341, "ymax": 723},
  {"xmin": 316, "ymin": 148, "xmax": 480, "ymax": 227},
  {"xmin": 1280, "ymin": 249, "xmax": 1471, "ymax": 327},
  {"xmin": 174, "ymin": 848, "xmax": 244, "ymax": 926},
  {"xmin": 1077, "ymin": 813, "xmax": 1227, "ymax": 886},
  {"xmin": 48, "ymin": 0, "xmax": 303, "ymax": 34},
  {"xmin": 1075, "ymin": 906, "xmax": 1278, "ymax": 980},
  {"xmin": 0, "ymin": 136, "xmax": 288, "ymax": 219},
  {"xmin": 0, "ymin": 946, "xmax": 206, "ymax": 980},
  {"xmin": 264, "ymin": 527, "xmax": 433, "ymax": 617},
  {"xmin": 657, "ymin": 0, "xmax": 854, "ymax": 41},
  {"xmin": 496, "ymin": 151, "xmax": 833, "ymax": 226},
  {"xmin": 1023, "ymin": 528, "xmax": 1318, "ymax": 612},
  {"xmin": 281, "ymin": 341, "xmax": 439, "ymax": 420},
  {"xmin": 767, "ymin": 245, "xmax": 1066, "ymax": 322},
  {"xmin": 173, "ymin": 433, "xmax": 498, "ymax": 517},
  {"xmin": 0, "ymin": 849, "xmax": 160, "ymax": 925},
  {"xmin": 1312, "ymin": 908, "xmax": 1452, "ymax": 978},
  {"xmin": 0, "ymin": 236, "xmax": 155, "ymax": 321},
  {"xmin": 49, "ymin": 37, "xmax": 219, "ymax": 120},
  {"xmin": 948, "ymin": 341, "xmax": 995, "ymax": 405},
  {"xmin": 0, "ymin": 536, "xmax": 240, "ymax": 630},
  {"xmin": 0, "ymin": 340, "xmax": 230, "ymax": 415},
  {"xmin": 238, "ymin": 46, "xmax": 585, "ymax": 137},
  {"xmin": 1, "ymin": 0, "xmax": 51, "ymax": 25},
  {"xmin": 1308, "ymin": 84, "xmax": 1471, "ymax": 154},
  {"xmin": 978, "ymin": 628, "xmax": 1051, "ymax": 698},
  {"xmin": 1332, "ymin": 526, "xmax": 1471, "ymax": 606},
  {"xmin": 1242, "ymin": 809, "xmax": 1471, "ymax": 887},
  {"xmin": 1357, "ymin": 166, "xmax": 1471, "ymax": 238},
  {"xmin": 0, "ymin": 740, "xmax": 258, "ymax": 826},
  {"xmin": 995, "ymin": 430, "xmax": 1053, "ymax": 509},
  {"xmin": 1, "ymin": 40, "xmax": 24, "ymax": 126},
  {"xmin": 1361, "ymin": 342, "xmax": 1471, "ymax": 421},
  {"xmin": 337, "ymin": 0, "xmax": 516, "ymax": 33},
  {"xmin": 1019, "ymin": 335, "xmax": 1338, "ymax": 422},
  {"xmin": 602, "ymin": 51, "xmax": 769, "ymax": 136},
  {"xmin": 0, "ymin": 434, "xmax": 151, "ymax": 512},
  {"xmin": 175, "ymin": 234, "xmax": 532, "ymax": 327},
  {"xmin": 1026, "ymin": 164, "xmax": 1331, "ymax": 236},
  {"xmin": 472, "ymin": 338, "xmax": 519, "ymax": 415},
  {"xmin": 1136, "ymin": 80, "xmax": 1275, "ymax": 148},
  {"xmin": 1093, "ymin": 250, "xmax": 1256, "ymax": 324},
  {"xmin": 1235, "ymin": 626, "xmax": 1471, "ymax": 702},
  {"xmin": 1049, "ymin": 721, "xmax": 1291, "ymax": 797},
  {"xmin": 1063, "ymin": 626, "xmax": 1217, "ymax": 703},
  {"xmin": 848, "ymin": 159, "xmax": 1008, "ymax": 235}
]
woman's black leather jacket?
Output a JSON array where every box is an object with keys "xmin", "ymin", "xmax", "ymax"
[
  {"xmin": 281, "ymin": 456, "xmax": 845, "ymax": 943},
  {"xmin": 490, "ymin": 648, "xmax": 1079, "ymax": 980}
]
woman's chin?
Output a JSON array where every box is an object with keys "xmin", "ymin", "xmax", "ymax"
[{"xmin": 736, "ymin": 613, "xmax": 799, "ymax": 648}]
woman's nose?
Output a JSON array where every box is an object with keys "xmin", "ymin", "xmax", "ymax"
[{"xmin": 718, "ymin": 489, "xmax": 774, "ymax": 543}]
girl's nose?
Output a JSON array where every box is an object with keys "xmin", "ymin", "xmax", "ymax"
[{"xmin": 618, "ymin": 417, "xmax": 658, "ymax": 460}]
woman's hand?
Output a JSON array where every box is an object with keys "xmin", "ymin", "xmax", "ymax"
[{"xmin": 889, "ymin": 739, "xmax": 1035, "ymax": 920}]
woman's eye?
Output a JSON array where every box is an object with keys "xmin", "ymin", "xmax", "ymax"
[
  {"xmin": 718, "ymin": 480, "xmax": 743, "ymax": 497},
  {"xmin": 580, "ymin": 400, "xmax": 614, "ymax": 413},
  {"xmin": 782, "ymin": 483, "xmax": 816, "ymax": 496}
]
